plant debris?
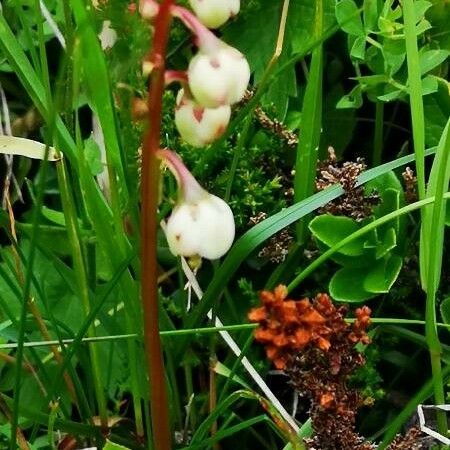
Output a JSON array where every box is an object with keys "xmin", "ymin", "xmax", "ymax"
[{"xmin": 316, "ymin": 147, "xmax": 380, "ymax": 221}]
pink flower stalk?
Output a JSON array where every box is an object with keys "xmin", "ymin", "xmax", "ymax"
[{"xmin": 158, "ymin": 149, "xmax": 235, "ymax": 259}]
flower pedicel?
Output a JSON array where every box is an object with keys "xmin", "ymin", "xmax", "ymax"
[{"xmin": 159, "ymin": 149, "xmax": 235, "ymax": 260}]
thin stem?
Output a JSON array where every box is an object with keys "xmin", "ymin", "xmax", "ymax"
[
  {"xmin": 141, "ymin": 1, "xmax": 173, "ymax": 449},
  {"xmin": 5, "ymin": 316, "xmax": 450, "ymax": 350},
  {"xmin": 293, "ymin": 0, "xmax": 323, "ymax": 243},
  {"xmin": 402, "ymin": 0, "xmax": 426, "ymax": 199},
  {"xmin": 373, "ymin": 101, "xmax": 384, "ymax": 166},
  {"xmin": 56, "ymin": 159, "xmax": 108, "ymax": 428},
  {"xmin": 224, "ymin": 116, "xmax": 252, "ymax": 201}
]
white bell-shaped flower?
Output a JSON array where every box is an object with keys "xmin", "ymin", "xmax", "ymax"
[
  {"xmin": 189, "ymin": 0, "xmax": 240, "ymax": 29},
  {"xmin": 175, "ymin": 89, "xmax": 231, "ymax": 147},
  {"xmin": 160, "ymin": 149, "xmax": 235, "ymax": 260},
  {"xmin": 139, "ymin": 0, "xmax": 159, "ymax": 20},
  {"xmin": 188, "ymin": 46, "xmax": 250, "ymax": 108}
]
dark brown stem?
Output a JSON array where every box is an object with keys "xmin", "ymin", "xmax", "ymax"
[{"xmin": 141, "ymin": 1, "xmax": 173, "ymax": 450}]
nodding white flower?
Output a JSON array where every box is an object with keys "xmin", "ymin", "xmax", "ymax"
[
  {"xmin": 98, "ymin": 21, "xmax": 117, "ymax": 50},
  {"xmin": 175, "ymin": 89, "xmax": 231, "ymax": 147},
  {"xmin": 159, "ymin": 149, "xmax": 235, "ymax": 260},
  {"xmin": 173, "ymin": 6, "xmax": 250, "ymax": 108},
  {"xmin": 189, "ymin": 0, "xmax": 240, "ymax": 29},
  {"xmin": 139, "ymin": 0, "xmax": 159, "ymax": 20},
  {"xmin": 188, "ymin": 46, "xmax": 250, "ymax": 108}
]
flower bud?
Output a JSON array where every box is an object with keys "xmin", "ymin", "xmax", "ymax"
[
  {"xmin": 188, "ymin": 46, "xmax": 250, "ymax": 108},
  {"xmin": 175, "ymin": 89, "xmax": 231, "ymax": 147},
  {"xmin": 139, "ymin": 0, "xmax": 159, "ymax": 20},
  {"xmin": 159, "ymin": 149, "xmax": 235, "ymax": 260},
  {"xmin": 189, "ymin": 0, "xmax": 240, "ymax": 29},
  {"xmin": 98, "ymin": 21, "xmax": 117, "ymax": 50}
]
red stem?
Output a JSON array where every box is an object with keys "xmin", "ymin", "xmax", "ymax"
[{"xmin": 141, "ymin": 1, "xmax": 173, "ymax": 449}]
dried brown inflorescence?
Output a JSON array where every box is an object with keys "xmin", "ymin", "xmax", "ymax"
[
  {"xmin": 386, "ymin": 427, "xmax": 427, "ymax": 450},
  {"xmin": 241, "ymin": 90, "xmax": 299, "ymax": 148},
  {"xmin": 249, "ymin": 286, "xmax": 425, "ymax": 449},
  {"xmin": 248, "ymin": 285, "xmax": 370, "ymax": 371},
  {"xmin": 316, "ymin": 147, "xmax": 380, "ymax": 221},
  {"xmin": 249, "ymin": 213, "xmax": 294, "ymax": 263},
  {"xmin": 402, "ymin": 166, "xmax": 418, "ymax": 203}
]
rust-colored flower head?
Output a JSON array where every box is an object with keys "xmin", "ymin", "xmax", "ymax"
[{"xmin": 248, "ymin": 286, "xmax": 371, "ymax": 370}]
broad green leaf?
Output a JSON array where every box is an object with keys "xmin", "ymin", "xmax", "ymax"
[
  {"xmin": 329, "ymin": 267, "xmax": 376, "ymax": 302},
  {"xmin": 309, "ymin": 215, "xmax": 366, "ymax": 256},
  {"xmin": 363, "ymin": 0, "xmax": 380, "ymax": 31},
  {"xmin": 375, "ymin": 227, "xmax": 397, "ymax": 259},
  {"xmin": 382, "ymin": 39, "xmax": 406, "ymax": 75},
  {"xmin": 423, "ymin": 77, "xmax": 450, "ymax": 147},
  {"xmin": 422, "ymin": 74, "xmax": 439, "ymax": 95},
  {"xmin": 427, "ymin": 0, "xmax": 450, "ymax": 50},
  {"xmin": 103, "ymin": 440, "xmax": 131, "ymax": 450},
  {"xmin": 84, "ymin": 136, "xmax": 104, "ymax": 176},
  {"xmin": 414, "ymin": 0, "xmax": 433, "ymax": 22},
  {"xmin": 363, "ymin": 255, "xmax": 402, "ymax": 293},
  {"xmin": 336, "ymin": 0, "xmax": 364, "ymax": 36},
  {"xmin": 377, "ymin": 88, "xmax": 404, "ymax": 102},
  {"xmin": 350, "ymin": 35, "xmax": 366, "ymax": 59},
  {"xmin": 329, "ymin": 255, "xmax": 402, "ymax": 301},
  {"xmin": 337, "ymin": 85, "xmax": 363, "ymax": 109},
  {"xmin": 366, "ymin": 172, "xmax": 404, "ymax": 220},
  {"xmin": 352, "ymin": 74, "xmax": 389, "ymax": 86},
  {"xmin": 419, "ymin": 48, "xmax": 450, "ymax": 76},
  {"xmin": 440, "ymin": 297, "xmax": 450, "ymax": 325}
]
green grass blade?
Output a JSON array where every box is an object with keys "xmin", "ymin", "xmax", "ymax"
[
  {"xmin": 0, "ymin": 13, "xmax": 77, "ymax": 162},
  {"xmin": 421, "ymin": 118, "xmax": 450, "ymax": 435},
  {"xmin": 294, "ymin": 0, "xmax": 323, "ymax": 243},
  {"xmin": 403, "ymin": 0, "xmax": 426, "ymax": 201}
]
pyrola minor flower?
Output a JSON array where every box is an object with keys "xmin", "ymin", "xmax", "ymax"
[
  {"xmin": 189, "ymin": 0, "xmax": 240, "ymax": 29},
  {"xmin": 139, "ymin": 0, "xmax": 159, "ymax": 20},
  {"xmin": 160, "ymin": 149, "xmax": 235, "ymax": 260},
  {"xmin": 175, "ymin": 89, "xmax": 231, "ymax": 147},
  {"xmin": 173, "ymin": 6, "xmax": 250, "ymax": 108},
  {"xmin": 188, "ymin": 45, "xmax": 250, "ymax": 108}
]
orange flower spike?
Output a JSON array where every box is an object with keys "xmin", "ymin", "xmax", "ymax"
[
  {"xmin": 294, "ymin": 328, "xmax": 312, "ymax": 347},
  {"xmin": 259, "ymin": 290, "xmax": 276, "ymax": 306},
  {"xmin": 274, "ymin": 284, "xmax": 288, "ymax": 301},
  {"xmin": 299, "ymin": 308, "xmax": 326, "ymax": 325},
  {"xmin": 254, "ymin": 328, "xmax": 277, "ymax": 343},
  {"xmin": 273, "ymin": 334, "xmax": 290, "ymax": 347},
  {"xmin": 281, "ymin": 300, "xmax": 301, "ymax": 324},
  {"xmin": 248, "ymin": 307, "xmax": 267, "ymax": 323}
]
